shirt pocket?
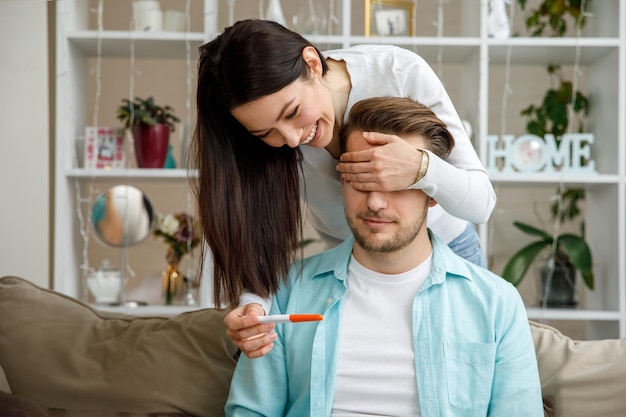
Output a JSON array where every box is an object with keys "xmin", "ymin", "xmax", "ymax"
[{"xmin": 443, "ymin": 341, "xmax": 496, "ymax": 412}]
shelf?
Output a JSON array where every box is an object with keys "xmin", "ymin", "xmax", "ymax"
[
  {"xmin": 347, "ymin": 36, "xmax": 480, "ymax": 63},
  {"xmin": 488, "ymin": 38, "xmax": 619, "ymax": 65},
  {"xmin": 94, "ymin": 304, "xmax": 200, "ymax": 317},
  {"xmin": 489, "ymin": 173, "xmax": 620, "ymax": 185},
  {"xmin": 526, "ymin": 307, "xmax": 621, "ymax": 321},
  {"xmin": 94, "ymin": 305, "xmax": 623, "ymax": 321},
  {"xmin": 54, "ymin": 0, "xmax": 626, "ymax": 340},
  {"xmin": 66, "ymin": 168, "xmax": 197, "ymax": 180},
  {"xmin": 67, "ymin": 30, "xmax": 206, "ymax": 58}
]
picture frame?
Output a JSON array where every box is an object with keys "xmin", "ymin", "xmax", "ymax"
[
  {"xmin": 365, "ymin": 0, "xmax": 415, "ymax": 37},
  {"xmin": 84, "ymin": 126, "xmax": 125, "ymax": 169}
]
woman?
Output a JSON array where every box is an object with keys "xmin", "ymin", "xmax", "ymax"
[{"xmin": 192, "ymin": 19, "xmax": 496, "ymax": 357}]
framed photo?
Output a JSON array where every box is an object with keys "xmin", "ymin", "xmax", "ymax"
[
  {"xmin": 365, "ymin": 0, "xmax": 415, "ymax": 36},
  {"xmin": 84, "ymin": 126, "xmax": 125, "ymax": 169}
]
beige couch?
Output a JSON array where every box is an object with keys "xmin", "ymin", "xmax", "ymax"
[{"xmin": 1, "ymin": 275, "xmax": 625, "ymax": 417}]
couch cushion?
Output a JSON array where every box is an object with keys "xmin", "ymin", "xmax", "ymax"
[
  {"xmin": 0, "ymin": 276, "xmax": 239, "ymax": 417},
  {"xmin": 0, "ymin": 391, "xmax": 50, "ymax": 417},
  {"xmin": 0, "ymin": 361, "xmax": 10, "ymax": 393},
  {"xmin": 530, "ymin": 320, "xmax": 626, "ymax": 417}
]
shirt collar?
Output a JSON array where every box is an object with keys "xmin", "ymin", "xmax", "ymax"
[{"xmin": 307, "ymin": 230, "xmax": 474, "ymax": 285}]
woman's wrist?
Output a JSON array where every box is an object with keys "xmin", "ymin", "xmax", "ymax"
[{"xmin": 414, "ymin": 149, "xmax": 429, "ymax": 184}]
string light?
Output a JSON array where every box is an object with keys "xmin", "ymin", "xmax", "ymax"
[
  {"xmin": 411, "ymin": 0, "xmax": 418, "ymax": 37},
  {"xmin": 541, "ymin": 0, "xmax": 587, "ymax": 309},
  {"xmin": 74, "ymin": 0, "xmax": 107, "ymax": 302},
  {"xmin": 498, "ymin": 3, "xmax": 515, "ymax": 141},
  {"xmin": 488, "ymin": 1, "xmax": 516, "ymax": 270},
  {"xmin": 93, "ymin": 0, "xmax": 103, "ymax": 128},
  {"xmin": 183, "ymin": 0, "xmax": 199, "ymax": 304},
  {"xmin": 434, "ymin": 0, "xmax": 447, "ymax": 77},
  {"xmin": 327, "ymin": 0, "xmax": 339, "ymax": 36},
  {"xmin": 227, "ymin": 0, "xmax": 237, "ymax": 26}
]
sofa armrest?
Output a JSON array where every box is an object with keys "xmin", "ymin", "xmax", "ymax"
[{"xmin": 531, "ymin": 320, "xmax": 626, "ymax": 417}]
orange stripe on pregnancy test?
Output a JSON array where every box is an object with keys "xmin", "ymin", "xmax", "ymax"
[{"xmin": 257, "ymin": 314, "xmax": 323, "ymax": 324}]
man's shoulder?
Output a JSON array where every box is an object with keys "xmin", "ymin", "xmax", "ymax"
[{"xmin": 431, "ymin": 233, "xmax": 518, "ymax": 295}]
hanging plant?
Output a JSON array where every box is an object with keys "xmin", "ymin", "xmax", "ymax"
[
  {"xmin": 520, "ymin": 64, "xmax": 589, "ymax": 139},
  {"xmin": 520, "ymin": 63, "xmax": 589, "ymax": 215},
  {"xmin": 517, "ymin": 0, "xmax": 589, "ymax": 37},
  {"xmin": 520, "ymin": 64, "xmax": 590, "ymax": 223}
]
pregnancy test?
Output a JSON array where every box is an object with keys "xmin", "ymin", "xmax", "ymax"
[{"xmin": 257, "ymin": 314, "xmax": 323, "ymax": 324}]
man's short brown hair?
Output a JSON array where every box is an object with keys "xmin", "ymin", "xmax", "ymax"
[{"xmin": 339, "ymin": 96, "xmax": 455, "ymax": 159}]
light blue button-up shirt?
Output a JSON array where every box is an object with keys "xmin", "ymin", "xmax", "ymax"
[{"xmin": 226, "ymin": 232, "xmax": 543, "ymax": 417}]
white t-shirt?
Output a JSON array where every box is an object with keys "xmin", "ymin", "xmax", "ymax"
[{"xmin": 331, "ymin": 254, "xmax": 431, "ymax": 416}]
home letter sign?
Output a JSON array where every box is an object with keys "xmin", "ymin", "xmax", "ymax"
[{"xmin": 487, "ymin": 133, "xmax": 596, "ymax": 174}]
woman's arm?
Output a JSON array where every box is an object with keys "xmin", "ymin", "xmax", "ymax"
[
  {"xmin": 402, "ymin": 49, "xmax": 495, "ymax": 223},
  {"xmin": 337, "ymin": 47, "xmax": 496, "ymax": 224}
]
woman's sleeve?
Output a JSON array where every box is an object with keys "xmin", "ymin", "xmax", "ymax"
[
  {"xmin": 239, "ymin": 291, "xmax": 272, "ymax": 314},
  {"xmin": 401, "ymin": 51, "xmax": 496, "ymax": 224}
]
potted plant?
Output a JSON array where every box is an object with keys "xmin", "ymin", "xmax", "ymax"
[
  {"xmin": 517, "ymin": 0, "xmax": 588, "ymax": 37},
  {"xmin": 117, "ymin": 97, "xmax": 180, "ymax": 168},
  {"xmin": 502, "ymin": 219, "xmax": 594, "ymax": 307}
]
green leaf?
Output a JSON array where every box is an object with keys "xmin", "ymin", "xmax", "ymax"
[
  {"xmin": 513, "ymin": 221, "xmax": 554, "ymax": 241},
  {"xmin": 557, "ymin": 234, "xmax": 594, "ymax": 289},
  {"xmin": 502, "ymin": 241, "xmax": 550, "ymax": 286},
  {"xmin": 116, "ymin": 96, "xmax": 179, "ymax": 131}
]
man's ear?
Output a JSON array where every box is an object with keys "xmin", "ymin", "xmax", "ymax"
[
  {"xmin": 302, "ymin": 46, "xmax": 324, "ymax": 77},
  {"xmin": 428, "ymin": 197, "xmax": 438, "ymax": 208}
]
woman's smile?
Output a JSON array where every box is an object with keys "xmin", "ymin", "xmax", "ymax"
[{"xmin": 302, "ymin": 121, "xmax": 319, "ymax": 145}]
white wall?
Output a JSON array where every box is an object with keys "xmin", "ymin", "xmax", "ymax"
[{"xmin": 0, "ymin": 0, "xmax": 50, "ymax": 287}]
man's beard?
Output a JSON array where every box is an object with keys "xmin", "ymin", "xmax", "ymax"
[{"xmin": 347, "ymin": 206, "xmax": 427, "ymax": 254}]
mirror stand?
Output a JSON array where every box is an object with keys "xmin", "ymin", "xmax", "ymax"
[{"xmin": 90, "ymin": 185, "xmax": 154, "ymax": 307}]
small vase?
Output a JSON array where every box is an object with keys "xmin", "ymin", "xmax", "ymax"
[
  {"xmin": 536, "ymin": 250, "xmax": 577, "ymax": 308},
  {"xmin": 162, "ymin": 262, "xmax": 183, "ymax": 305},
  {"xmin": 132, "ymin": 123, "xmax": 170, "ymax": 168}
]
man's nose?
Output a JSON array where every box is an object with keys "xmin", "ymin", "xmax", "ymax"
[{"xmin": 366, "ymin": 191, "xmax": 388, "ymax": 212}]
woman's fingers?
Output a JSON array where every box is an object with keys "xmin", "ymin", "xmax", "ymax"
[
  {"xmin": 236, "ymin": 331, "xmax": 278, "ymax": 359},
  {"xmin": 224, "ymin": 304, "xmax": 276, "ymax": 358}
]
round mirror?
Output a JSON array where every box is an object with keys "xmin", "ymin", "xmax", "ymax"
[{"xmin": 91, "ymin": 185, "xmax": 154, "ymax": 247}]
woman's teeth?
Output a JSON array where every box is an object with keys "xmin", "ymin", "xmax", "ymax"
[{"xmin": 302, "ymin": 122, "xmax": 318, "ymax": 145}]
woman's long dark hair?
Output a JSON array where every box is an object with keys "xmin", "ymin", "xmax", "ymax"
[{"xmin": 191, "ymin": 19, "xmax": 328, "ymax": 307}]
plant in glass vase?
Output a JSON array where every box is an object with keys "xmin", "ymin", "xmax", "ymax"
[
  {"xmin": 153, "ymin": 212, "xmax": 201, "ymax": 305},
  {"xmin": 502, "ymin": 205, "xmax": 594, "ymax": 307}
]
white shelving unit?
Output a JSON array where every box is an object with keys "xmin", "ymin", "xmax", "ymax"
[{"xmin": 54, "ymin": 0, "xmax": 625, "ymax": 338}]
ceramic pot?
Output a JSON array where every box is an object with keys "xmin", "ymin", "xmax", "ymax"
[{"xmin": 132, "ymin": 124, "xmax": 170, "ymax": 168}]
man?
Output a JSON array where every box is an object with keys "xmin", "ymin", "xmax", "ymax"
[{"xmin": 225, "ymin": 97, "xmax": 543, "ymax": 417}]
